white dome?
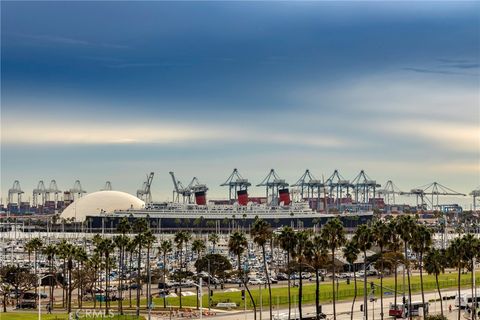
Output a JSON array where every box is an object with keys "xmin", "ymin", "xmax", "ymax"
[{"xmin": 61, "ymin": 191, "xmax": 145, "ymax": 222}]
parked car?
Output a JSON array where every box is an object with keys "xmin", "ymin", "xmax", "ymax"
[{"xmin": 248, "ymin": 278, "xmax": 265, "ymax": 285}]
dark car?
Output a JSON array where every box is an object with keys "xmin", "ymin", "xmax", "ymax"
[
  {"xmin": 16, "ymin": 301, "xmax": 36, "ymax": 309},
  {"xmin": 129, "ymin": 283, "xmax": 141, "ymax": 289}
]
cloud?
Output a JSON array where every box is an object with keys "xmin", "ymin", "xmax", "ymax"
[
  {"xmin": 402, "ymin": 67, "xmax": 476, "ymax": 76},
  {"xmin": 13, "ymin": 33, "xmax": 128, "ymax": 49},
  {"xmin": 1, "ymin": 118, "xmax": 350, "ymax": 149}
]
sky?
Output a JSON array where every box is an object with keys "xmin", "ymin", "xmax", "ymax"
[{"xmin": 1, "ymin": 1, "xmax": 479, "ymax": 207}]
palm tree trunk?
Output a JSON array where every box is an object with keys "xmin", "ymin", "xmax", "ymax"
[
  {"xmin": 179, "ymin": 249, "xmax": 183, "ymax": 309},
  {"xmin": 299, "ymin": 263, "xmax": 303, "ymax": 320},
  {"xmin": 419, "ymin": 252, "xmax": 426, "ymax": 319},
  {"xmin": 106, "ymin": 253, "xmax": 110, "ymax": 315},
  {"xmin": 119, "ymin": 247, "xmax": 123, "ymax": 315},
  {"xmin": 136, "ymin": 245, "xmax": 141, "ymax": 317},
  {"xmin": 436, "ymin": 273, "xmax": 443, "ymax": 318},
  {"xmin": 129, "ymin": 251, "xmax": 132, "ymax": 308},
  {"xmin": 363, "ymin": 250, "xmax": 368, "ymax": 320},
  {"xmin": 332, "ymin": 248, "xmax": 337, "ymax": 320},
  {"xmin": 458, "ymin": 264, "xmax": 461, "ymax": 320},
  {"xmin": 394, "ymin": 262, "xmax": 398, "ymax": 309},
  {"xmin": 262, "ymin": 245, "xmax": 273, "ymax": 320},
  {"xmin": 315, "ymin": 269, "xmax": 320, "ymax": 320},
  {"xmin": 238, "ymin": 254, "xmax": 256, "ymax": 320},
  {"xmin": 163, "ymin": 253, "xmax": 167, "ymax": 308},
  {"xmin": 405, "ymin": 244, "xmax": 412, "ymax": 320},
  {"xmin": 351, "ymin": 269, "xmax": 357, "ymax": 320},
  {"xmin": 146, "ymin": 245, "xmax": 151, "ymax": 314},
  {"xmin": 380, "ymin": 248, "xmax": 384, "ymax": 320},
  {"xmin": 287, "ymin": 252, "xmax": 291, "ymax": 320},
  {"xmin": 68, "ymin": 263, "xmax": 72, "ymax": 313},
  {"xmin": 471, "ymin": 260, "xmax": 476, "ymax": 320}
]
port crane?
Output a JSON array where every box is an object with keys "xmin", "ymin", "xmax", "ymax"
[
  {"xmin": 292, "ymin": 169, "xmax": 325, "ymax": 208},
  {"xmin": 102, "ymin": 181, "xmax": 112, "ymax": 191},
  {"xmin": 220, "ymin": 168, "xmax": 251, "ymax": 202},
  {"xmin": 169, "ymin": 171, "xmax": 192, "ymax": 203},
  {"xmin": 326, "ymin": 169, "xmax": 352, "ymax": 209},
  {"xmin": 69, "ymin": 180, "xmax": 87, "ymax": 201},
  {"xmin": 400, "ymin": 182, "xmax": 466, "ymax": 210},
  {"xmin": 351, "ymin": 170, "xmax": 381, "ymax": 205},
  {"xmin": 470, "ymin": 187, "xmax": 480, "ymax": 212},
  {"xmin": 257, "ymin": 169, "xmax": 289, "ymax": 206},
  {"xmin": 32, "ymin": 180, "xmax": 47, "ymax": 207},
  {"xmin": 45, "ymin": 180, "xmax": 61, "ymax": 204},
  {"xmin": 377, "ymin": 180, "xmax": 403, "ymax": 205},
  {"xmin": 137, "ymin": 172, "xmax": 154, "ymax": 203},
  {"xmin": 8, "ymin": 180, "xmax": 24, "ymax": 205}
]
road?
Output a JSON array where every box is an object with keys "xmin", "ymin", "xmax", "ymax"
[{"xmin": 153, "ymin": 288, "xmax": 476, "ymax": 320}]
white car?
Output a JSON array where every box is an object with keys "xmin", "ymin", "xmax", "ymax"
[{"xmin": 248, "ymin": 278, "xmax": 265, "ymax": 285}]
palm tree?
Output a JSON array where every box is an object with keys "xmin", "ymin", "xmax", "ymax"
[
  {"xmin": 159, "ymin": 240, "xmax": 173, "ymax": 308},
  {"xmin": 126, "ymin": 238, "xmax": 137, "ymax": 309},
  {"xmin": 396, "ymin": 215, "xmax": 416, "ymax": 320},
  {"xmin": 74, "ymin": 246, "xmax": 88, "ymax": 308},
  {"xmin": 321, "ymin": 217, "xmax": 346, "ymax": 320},
  {"xmin": 251, "ymin": 218, "xmax": 274, "ymax": 320},
  {"xmin": 386, "ymin": 219, "xmax": 402, "ymax": 309},
  {"xmin": 411, "ymin": 224, "xmax": 432, "ymax": 318},
  {"xmin": 228, "ymin": 231, "xmax": 256, "ymax": 320},
  {"xmin": 25, "ymin": 238, "xmax": 43, "ymax": 302},
  {"xmin": 192, "ymin": 239, "xmax": 207, "ymax": 259},
  {"xmin": 88, "ymin": 252, "xmax": 102, "ymax": 310},
  {"xmin": 174, "ymin": 230, "xmax": 191, "ymax": 308},
  {"xmin": 353, "ymin": 224, "xmax": 373, "ymax": 320},
  {"xmin": 42, "ymin": 244, "xmax": 57, "ymax": 310},
  {"xmin": 295, "ymin": 230, "xmax": 310, "ymax": 320},
  {"xmin": 97, "ymin": 238, "xmax": 114, "ymax": 314},
  {"xmin": 133, "ymin": 218, "xmax": 148, "ymax": 316},
  {"xmin": 343, "ymin": 239, "xmax": 360, "ymax": 320},
  {"xmin": 461, "ymin": 234, "xmax": 479, "ymax": 320},
  {"xmin": 116, "ymin": 217, "xmax": 131, "ymax": 314},
  {"xmin": 306, "ymin": 234, "xmax": 329, "ymax": 320},
  {"xmin": 208, "ymin": 233, "xmax": 220, "ymax": 253},
  {"xmin": 115, "ymin": 235, "xmax": 130, "ymax": 314},
  {"xmin": 56, "ymin": 240, "xmax": 70, "ymax": 309},
  {"xmin": 424, "ymin": 248, "xmax": 446, "ymax": 318},
  {"xmin": 372, "ymin": 220, "xmax": 392, "ymax": 320},
  {"xmin": 278, "ymin": 226, "xmax": 298, "ymax": 320},
  {"xmin": 447, "ymin": 236, "xmax": 467, "ymax": 320},
  {"xmin": 143, "ymin": 230, "xmax": 156, "ymax": 314}
]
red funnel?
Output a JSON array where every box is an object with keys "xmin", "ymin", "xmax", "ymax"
[
  {"xmin": 279, "ymin": 188, "xmax": 291, "ymax": 206},
  {"xmin": 195, "ymin": 191, "xmax": 207, "ymax": 205},
  {"xmin": 237, "ymin": 190, "xmax": 248, "ymax": 206}
]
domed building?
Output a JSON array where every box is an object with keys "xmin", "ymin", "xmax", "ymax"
[{"xmin": 60, "ymin": 190, "xmax": 145, "ymax": 222}]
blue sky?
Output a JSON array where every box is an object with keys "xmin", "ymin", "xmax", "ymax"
[{"xmin": 1, "ymin": 1, "xmax": 479, "ymax": 206}]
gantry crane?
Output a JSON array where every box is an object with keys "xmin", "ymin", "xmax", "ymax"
[
  {"xmin": 45, "ymin": 180, "xmax": 62, "ymax": 206},
  {"xmin": 70, "ymin": 180, "xmax": 87, "ymax": 201},
  {"xmin": 102, "ymin": 181, "xmax": 112, "ymax": 191},
  {"xmin": 351, "ymin": 170, "xmax": 381, "ymax": 205},
  {"xmin": 326, "ymin": 169, "xmax": 352, "ymax": 209},
  {"xmin": 291, "ymin": 169, "xmax": 325, "ymax": 209},
  {"xmin": 470, "ymin": 187, "xmax": 480, "ymax": 212},
  {"xmin": 400, "ymin": 182, "xmax": 466, "ymax": 210},
  {"xmin": 377, "ymin": 180, "xmax": 403, "ymax": 205},
  {"xmin": 8, "ymin": 180, "xmax": 24, "ymax": 205},
  {"xmin": 137, "ymin": 172, "xmax": 154, "ymax": 203},
  {"xmin": 257, "ymin": 169, "xmax": 289, "ymax": 206},
  {"xmin": 169, "ymin": 171, "xmax": 193, "ymax": 203},
  {"xmin": 220, "ymin": 168, "xmax": 251, "ymax": 202},
  {"xmin": 32, "ymin": 180, "xmax": 47, "ymax": 207}
]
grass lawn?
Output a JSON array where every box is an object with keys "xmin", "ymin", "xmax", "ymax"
[
  {"xmin": 152, "ymin": 271, "xmax": 479, "ymax": 309},
  {"xmin": 0, "ymin": 312, "xmax": 145, "ymax": 320},
  {"xmin": 38, "ymin": 271, "xmax": 479, "ymax": 312}
]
